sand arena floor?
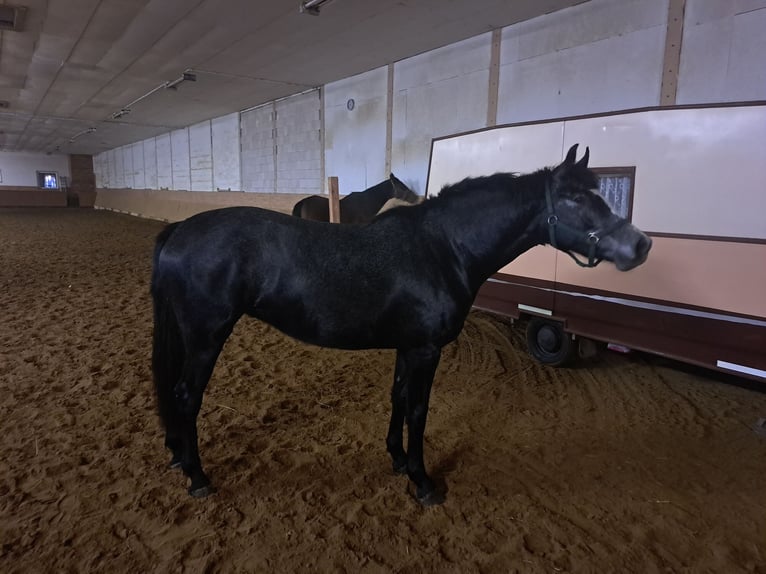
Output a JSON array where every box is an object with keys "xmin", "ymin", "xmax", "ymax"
[{"xmin": 1, "ymin": 207, "xmax": 765, "ymax": 573}]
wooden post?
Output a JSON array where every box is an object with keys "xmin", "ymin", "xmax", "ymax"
[
  {"xmin": 327, "ymin": 176, "xmax": 340, "ymax": 223},
  {"xmin": 486, "ymin": 29, "xmax": 501, "ymax": 127},
  {"xmin": 660, "ymin": 0, "xmax": 685, "ymax": 106}
]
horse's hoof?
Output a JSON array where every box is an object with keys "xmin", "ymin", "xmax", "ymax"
[
  {"xmin": 408, "ymin": 483, "xmax": 445, "ymax": 506},
  {"xmin": 417, "ymin": 489, "xmax": 445, "ymax": 507},
  {"xmin": 189, "ymin": 484, "xmax": 216, "ymax": 498}
]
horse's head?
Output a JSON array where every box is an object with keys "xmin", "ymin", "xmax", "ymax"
[
  {"xmin": 545, "ymin": 144, "xmax": 651, "ymax": 271},
  {"xmin": 389, "ymin": 173, "xmax": 420, "ymax": 204}
]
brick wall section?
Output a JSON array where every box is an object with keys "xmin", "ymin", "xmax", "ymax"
[
  {"xmin": 69, "ymin": 154, "xmax": 97, "ymax": 207},
  {"xmin": 241, "ymin": 105, "xmax": 276, "ymax": 192},
  {"xmin": 275, "ymin": 91, "xmax": 322, "ymax": 193}
]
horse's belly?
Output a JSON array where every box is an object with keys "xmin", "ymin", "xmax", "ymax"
[{"xmin": 248, "ymin": 303, "xmax": 387, "ymax": 350}]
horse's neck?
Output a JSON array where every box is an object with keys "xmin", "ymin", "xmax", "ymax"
[
  {"xmin": 366, "ymin": 181, "xmax": 392, "ymax": 202},
  {"xmin": 426, "ymin": 185, "xmax": 546, "ymax": 293}
]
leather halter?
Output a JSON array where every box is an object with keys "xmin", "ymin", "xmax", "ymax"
[{"xmin": 544, "ymin": 181, "xmax": 628, "ymax": 268}]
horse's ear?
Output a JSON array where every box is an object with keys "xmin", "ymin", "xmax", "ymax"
[
  {"xmin": 389, "ymin": 173, "xmax": 408, "ymax": 191},
  {"xmin": 575, "ymin": 146, "xmax": 589, "ymax": 168},
  {"xmin": 564, "ymin": 144, "xmax": 579, "ymax": 165}
]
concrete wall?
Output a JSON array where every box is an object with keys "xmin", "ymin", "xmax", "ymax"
[
  {"xmin": 677, "ymin": 0, "xmax": 766, "ymax": 104},
  {"xmin": 241, "ymin": 104, "xmax": 276, "ymax": 193},
  {"xmin": 324, "ymin": 66, "xmax": 389, "ymax": 193},
  {"xmin": 392, "ymin": 33, "xmax": 492, "ymax": 195},
  {"xmin": 497, "ymin": 0, "xmax": 668, "ymax": 123},
  {"xmin": 97, "ymin": 91, "xmax": 322, "ymax": 194},
  {"xmin": 92, "ymin": 0, "xmax": 766, "ymax": 208},
  {"xmin": 275, "ymin": 91, "xmax": 322, "ymax": 193},
  {"xmin": 211, "ymin": 113, "xmax": 241, "ymax": 191},
  {"xmin": 189, "ymin": 120, "xmax": 213, "ymax": 191},
  {"xmin": 0, "ymin": 151, "xmax": 71, "ymax": 187}
]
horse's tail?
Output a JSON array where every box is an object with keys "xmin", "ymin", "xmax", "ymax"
[{"xmin": 151, "ymin": 223, "xmax": 184, "ymax": 429}]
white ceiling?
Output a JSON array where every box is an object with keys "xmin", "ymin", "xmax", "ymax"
[{"xmin": 0, "ymin": 0, "xmax": 586, "ymax": 156}]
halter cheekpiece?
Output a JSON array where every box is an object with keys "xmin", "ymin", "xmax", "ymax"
[{"xmin": 544, "ymin": 180, "xmax": 627, "ymax": 268}]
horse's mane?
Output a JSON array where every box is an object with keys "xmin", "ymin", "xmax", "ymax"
[{"xmin": 435, "ymin": 169, "xmax": 550, "ymax": 203}]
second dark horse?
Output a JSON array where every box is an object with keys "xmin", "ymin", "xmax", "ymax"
[
  {"xmin": 291, "ymin": 173, "xmax": 419, "ymax": 224},
  {"xmin": 151, "ymin": 145, "xmax": 652, "ymax": 505}
]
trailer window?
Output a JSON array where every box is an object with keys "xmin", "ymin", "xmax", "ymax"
[{"xmin": 593, "ymin": 167, "xmax": 634, "ymax": 221}]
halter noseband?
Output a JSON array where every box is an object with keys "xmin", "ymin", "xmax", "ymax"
[{"xmin": 544, "ymin": 180, "xmax": 628, "ymax": 268}]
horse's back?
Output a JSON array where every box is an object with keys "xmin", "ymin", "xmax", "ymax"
[{"xmin": 293, "ymin": 195, "xmax": 329, "ymax": 221}]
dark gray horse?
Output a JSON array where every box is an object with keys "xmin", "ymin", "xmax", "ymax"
[
  {"xmin": 151, "ymin": 145, "xmax": 651, "ymax": 505},
  {"xmin": 292, "ymin": 173, "xmax": 419, "ymax": 223}
]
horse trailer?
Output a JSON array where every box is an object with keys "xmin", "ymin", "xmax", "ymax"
[{"xmin": 427, "ymin": 103, "xmax": 766, "ymax": 383}]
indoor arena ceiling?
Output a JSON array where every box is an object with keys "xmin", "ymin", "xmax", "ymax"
[{"xmin": 0, "ymin": 0, "xmax": 587, "ymax": 156}]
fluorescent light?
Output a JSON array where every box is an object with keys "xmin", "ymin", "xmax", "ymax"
[
  {"xmin": 111, "ymin": 108, "xmax": 131, "ymax": 120},
  {"xmin": 69, "ymin": 127, "xmax": 96, "ymax": 143},
  {"xmin": 300, "ymin": 0, "xmax": 335, "ymax": 15}
]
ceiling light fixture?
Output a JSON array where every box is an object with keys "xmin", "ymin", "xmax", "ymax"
[
  {"xmin": 166, "ymin": 71, "xmax": 197, "ymax": 91},
  {"xmin": 68, "ymin": 127, "xmax": 96, "ymax": 143},
  {"xmin": 300, "ymin": 0, "xmax": 336, "ymax": 16},
  {"xmin": 108, "ymin": 70, "xmax": 197, "ymax": 120},
  {"xmin": 111, "ymin": 108, "xmax": 132, "ymax": 120}
]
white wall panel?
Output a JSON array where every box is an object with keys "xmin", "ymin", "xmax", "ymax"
[
  {"xmin": 275, "ymin": 90, "xmax": 322, "ymax": 193},
  {"xmin": 212, "ymin": 113, "xmax": 241, "ymax": 191},
  {"xmin": 677, "ymin": 2, "xmax": 766, "ymax": 103},
  {"xmin": 93, "ymin": 153, "xmax": 104, "ymax": 187},
  {"xmin": 131, "ymin": 143, "xmax": 145, "ymax": 189},
  {"xmin": 143, "ymin": 138, "xmax": 158, "ymax": 189},
  {"xmin": 0, "ymin": 151, "xmax": 71, "ymax": 186},
  {"xmin": 324, "ymin": 67, "xmax": 388, "ymax": 192},
  {"xmin": 392, "ymin": 33, "xmax": 491, "ymax": 195},
  {"xmin": 498, "ymin": 0, "xmax": 667, "ymax": 124},
  {"xmin": 156, "ymin": 133, "xmax": 172, "ymax": 190},
  {"xmin": 241, "ymin": 105, "xmax": 275, "ymax": 192},
  {"xmin": 171, "ymin": 128, "xmax": 191, "ymax": 190},
  {"xmin": 189, "ymin": 120, "xmax": 213, "ymax": 191},
  {"xmin": 124, "ymin": 146, "xmax": 135, "ymax": 188},
  {"xmin": 113, "ymin": 147, "xmax": 125, "ymax": 188},
  {"xmin": 108, "ymin": 149, "xmax": 117, "ymax": 188}
]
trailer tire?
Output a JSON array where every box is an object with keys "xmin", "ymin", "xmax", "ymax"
[{"xmin": 526, "ymin": 317, "xmax": 575, "ymax": 367}]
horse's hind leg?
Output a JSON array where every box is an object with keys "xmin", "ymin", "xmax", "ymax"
[
  {"xmin": 386, "ymin": 351, "xmax": 409, "ymax": 474},
  {"xmin": 165, "ymin": 434, "xmax": 183, "ymax": 468},
  {"xmin": 172, "ymin": 325, "xmax": 234, "ymax": 497}
]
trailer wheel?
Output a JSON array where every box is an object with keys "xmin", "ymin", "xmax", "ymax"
[{"xmin": 526, "ymin": 317, "xmax": 575, "ymax": 367}]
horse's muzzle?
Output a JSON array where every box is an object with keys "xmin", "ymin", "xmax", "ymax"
[{"xmin": 615, "ymin": 232, "xmax": 652, "ymax": 271}]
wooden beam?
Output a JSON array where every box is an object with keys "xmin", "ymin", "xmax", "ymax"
[
  {"xmin": 385, "ymin": 64, "xmax": 394, "ymax": 175},
  {"xmin": 487, "ymin": 29, "xmax": 501, "ymax": 127},
  {"xmin": 660, "ymin": 0, "xmax": 686, "ymax": 106},
  {"xmin": 327, "ymin": 176, "xmax": 340, "ymax": 223}
]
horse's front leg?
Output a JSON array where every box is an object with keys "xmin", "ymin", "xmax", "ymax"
[
  {"xmin": 403, "ymin": 344, "xmax": 444, "ymax": 506},
  {"xmin": 386, "ymin": 351, "xmax": 408, "ymax": 474}
]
